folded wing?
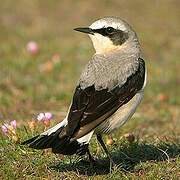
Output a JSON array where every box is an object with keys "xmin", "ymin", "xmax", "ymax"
[{"xmin": 67, "ymin": 58, "xmax": 145, "ymax": 141}]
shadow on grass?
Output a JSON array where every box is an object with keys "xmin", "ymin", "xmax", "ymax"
[{"xmin": 50, "ymin": 140, "xmax": 180, "ymax": 176}]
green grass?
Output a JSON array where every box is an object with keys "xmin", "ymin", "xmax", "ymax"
[{"xmin": 0, "ymin": 0, "xmax": 180, "ymax": 179}]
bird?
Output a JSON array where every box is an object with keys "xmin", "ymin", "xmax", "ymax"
[{"xmin": 22, "ymin": 17, "xmax": 146, "ymax": 166}]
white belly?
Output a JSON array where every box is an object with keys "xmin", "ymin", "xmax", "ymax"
[{"xmin": 95, "ymin": 90, "xmax": 144, "ymax": 134}]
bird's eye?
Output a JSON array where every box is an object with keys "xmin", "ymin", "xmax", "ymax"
[{"xmin": 106, "ymin": 27, "xmax": 115, "ymax": 34}]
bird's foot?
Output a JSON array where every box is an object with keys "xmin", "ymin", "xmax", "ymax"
[{"xmin": 109, "ymin": 159, "xmax": 118, "ymax": 173}]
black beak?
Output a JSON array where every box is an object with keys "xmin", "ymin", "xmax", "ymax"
[{"xmin": 74, "ymin": 27, "xmax": 94, "ymax": 35}]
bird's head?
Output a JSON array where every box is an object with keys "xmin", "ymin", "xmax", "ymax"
[{"xmin": 74, "ymin": 17, "xmax": 140, "ymax": 54}]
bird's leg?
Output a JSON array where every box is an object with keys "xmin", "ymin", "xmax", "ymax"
[
  {"xmin": 96, "ymin": 134, "xmax": 115, "ymax": 169},
  {"xmin": 96, "ymin": 134, "xmax": 113, "ymax": 161},
  {"xmin": 87, "ymin": 148, "xmax": 94, "ymax": 162},
  {"xmin": 86, "ymin": 148, "xmax": 96, "ymax": 168}
]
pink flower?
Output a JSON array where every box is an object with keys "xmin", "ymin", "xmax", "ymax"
[
  {"xmin": 27, "ymin": 41, "xmax": 39, "ymax": 55},
  {"xmin": 37, "ymin": 112, "xmax": 52, "ymax": 123},
  {"xmin": 44, "ymin": 113, "xmax": 52, "ymax": 120},
  {"xmin": 37, "ymin": 113, "xmax": 45, "ymax": 121},
  {"xmin": 10, "ymin": 120, "xmax": 17, "ymax": 128},
  {"xmin": 2, "ymin": 124, "xmax": 9, "ymax": 134},
  {"xmin": 1, "ymin": 121, "xmax": 17, "ymax": 135}
]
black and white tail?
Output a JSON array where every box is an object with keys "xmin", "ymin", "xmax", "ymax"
[{"xmin": 21, "ymin": 118, "xmax": 90, "ymax": 155}]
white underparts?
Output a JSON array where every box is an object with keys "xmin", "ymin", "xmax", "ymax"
[
  {"xmin": 142, "ymin": 69, "xmax": 147, "ymax": 89},
  {"xmin": 77, "ymin": 130, "xmax": 94, "ymax": 144}
]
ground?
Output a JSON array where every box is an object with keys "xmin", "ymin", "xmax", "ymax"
[{"xmin": 0, "ymin": 0, "xmax": 180, "ymax": 179}]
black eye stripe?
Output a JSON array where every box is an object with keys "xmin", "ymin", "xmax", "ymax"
[
  {"xmin": 92, "ymin": 27, "xmax": 129, "ymax": 46},
  {"xmin": 93, "ymin": 27, "xmax": 116, "ymax": 36},
  {"xmin": 106, "ymin": 27, "xmax": 115, "ymax": 34},
  {"xmin": 93, "ymin": 28, "xmax": 107, "ymax": 35}
]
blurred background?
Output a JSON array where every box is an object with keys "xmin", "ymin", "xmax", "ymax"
[
  {"xmin": 0, "ymin": 0, "xmax": 180, "ymax": 136},
  {"xmin": 0, "ymin": 0, "xmax": 180, "ymax": 178}
]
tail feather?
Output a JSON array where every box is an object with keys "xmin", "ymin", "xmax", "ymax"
[
  {"xmin": 21, "ymin": 135, "xmax": 40, "ymax": 145},
  {"xmin": 29, "ymin": 135, "xmax": 52, "ymax": 149},
  {"xmin": 22, "ymin": 126, "xmax": 64, "ymax": 149},
  {"xmin": 21, "ymin": 119, "xmax": 89, "ymax": 155}
]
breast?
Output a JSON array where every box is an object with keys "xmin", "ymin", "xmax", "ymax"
[{"xmin": 95, "ymin": 90, "xmax": 144, "ymax": 134}]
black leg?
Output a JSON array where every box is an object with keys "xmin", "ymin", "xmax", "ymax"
[
  {"xmin": 87, "ymin": 148, "xmax": 95, "ymax": 166},
  {"xmin": 96, "ymin": 134, "xmax": 115, "ymax": 167}
]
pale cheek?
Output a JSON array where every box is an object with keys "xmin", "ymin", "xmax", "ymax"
[
  {"xmin": 89, "ymin": 34, "xmax": 116, "ymax": 54},
  {"xmin": 89, "ymin": 34, "xmax": 121, "ymax": 54}
]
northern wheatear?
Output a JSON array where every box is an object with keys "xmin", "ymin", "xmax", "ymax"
[{"xmin": 22, "ymin": 17, "xmax": 146, "ymax": 166}]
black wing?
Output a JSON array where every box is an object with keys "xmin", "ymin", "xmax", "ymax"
[{"xmin": 66, "ymin": 58, "xmax": 145, "ymax": 141}]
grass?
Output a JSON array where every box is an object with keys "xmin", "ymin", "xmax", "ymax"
[{"xmin": 0, "ymin": 0, "xmax": 180, "ymax": 179}]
